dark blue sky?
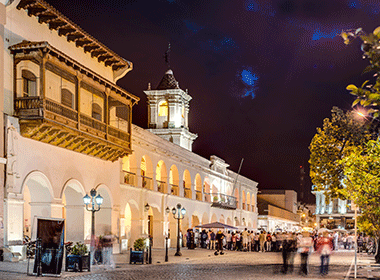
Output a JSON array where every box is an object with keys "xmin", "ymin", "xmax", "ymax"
[{"xmin": 45, "ymin": 0, "xmax": 380, "ymax": 202}]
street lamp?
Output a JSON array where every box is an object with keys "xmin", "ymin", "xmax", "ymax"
[
  {"xmin": 83, "ymin": 188, "xmax": 103, "ymax": 266},
  {"xmin": 171, "ymin": 203, "xmax": 186, "ymax": 256}
]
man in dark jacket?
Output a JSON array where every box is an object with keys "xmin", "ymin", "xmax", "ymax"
[{"xmin": 215, "ymin": 230, "xmax": 225, "ymax": 255}]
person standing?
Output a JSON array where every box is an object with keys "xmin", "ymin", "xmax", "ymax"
[
  {"xmin": 266, "ymin": 232, "xmax": 272, "ymax": 252},
  {"xmin": 215, "ymin": 230, "xmax": 226, "ymax": 255},
  {"xmin": 259, "ymin": 231, "xmax": 266, "ymax": 252},
  {"xmin": 298, "ymin": 231, "xmax": 314, "ymax": 275},
  {"xmin": 210, "ymin": 230, "xmax": 216, "ymax": 250},
  {"xmin": 241, "ymin": 228, "xmax": 249, "ymax": 251},
  {"xmin": 254, "ymin": 232, "xmax": 259, "ymax": 251},
  {"xmin": 226, "ymin": 231, "xmax": 232, "ymax": 250},
  {"xmin": 317, "ymin": 231, "xmax": 333, "ymax": 276}
]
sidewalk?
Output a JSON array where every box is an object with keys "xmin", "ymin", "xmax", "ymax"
[{"xmin": 0, "ymin": 247, "xmax": 375, "ymax": 279}]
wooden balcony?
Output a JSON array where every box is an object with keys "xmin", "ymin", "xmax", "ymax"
[{"xmin": 15, "ymin": 96, "xmax": 131, "ymax": 161}]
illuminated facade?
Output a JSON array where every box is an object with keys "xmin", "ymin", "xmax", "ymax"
[
  {"xmin": 1, "ymin": 0, "xmax": 259, "ymax": 258},
  {"xmin": 312, "ymin": 186, "xmax": 355, "ymax": 230}
]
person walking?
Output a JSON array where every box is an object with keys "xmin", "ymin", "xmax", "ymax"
[
  {"xmin": 266, "ymin": 232, "xmax": 272, "ymax": 252},
  {"xmin": 226, "ymin": 231, "xmax": 232, "ymax": 250},
  {"xmin": 317, "ymin": 231, "xmax": 333, "ymax": 276},
  {"xmin": 254, "ymin": 232, "xmax": 259, "ymax": 251},
  {"xmin": 298, "ymin": 231, "xmax": 314, "ymax": 275}
]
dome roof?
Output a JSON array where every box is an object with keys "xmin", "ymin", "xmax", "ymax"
[{"xmin": 156, "ymin": 69, "xmax": 180, "ymax": 90}]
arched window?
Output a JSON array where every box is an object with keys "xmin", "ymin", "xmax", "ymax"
[
  {"xmin": 22, "ymin": 70, "xmax": 37, "ymax": 97},
  {"xmin": 61, "ymin": 88, "xmax": 74, "ymax": 108},
  {"xmin": 158, "ymin": 101, "xmax": 168, "ymax": 116},
  {"xmin": 92, "ymin": 103, "xmax": 102, "ymax": 121}
]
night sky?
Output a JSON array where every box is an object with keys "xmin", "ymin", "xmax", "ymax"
[{"xmin": 44, "ymin": 0, "xmax": 380, "ymax": 203}]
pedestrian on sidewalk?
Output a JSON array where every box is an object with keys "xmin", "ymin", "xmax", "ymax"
[
  {"xmin": 210, "ymin": 230, "xmax": 216, "ymax": 250},
  {"xmin": 317, "ymin": 231, "xmax": 333, "ymax": 276},
  {"xmin": 215, "ymin": 230, "xmax": 225, "ymax": 255},
  {"xmin": 259, "ymin": 231, "xmax": 266, "ymax": 252},
  {"xmin": 242, "ymin": 228, "xmax": 249, "ymax": 251},
  {"xmin": 298, "ymin": 231, "xmax": 313, "ymax": 276}
]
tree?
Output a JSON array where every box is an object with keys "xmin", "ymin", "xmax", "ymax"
[
  {"xmin": 342, "ymin": 26, "xmax": 380, "ymax": 117},
  {"xmin": 309, "ymin": 107, "xmax": 373, "ymax": 199},
  {"xmin": 341, "ymin": 140, "xmax": 380, "ymax": 262}
]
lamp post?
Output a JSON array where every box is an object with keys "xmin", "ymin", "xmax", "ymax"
[
  {"xmin": 172, "ymin": 203, "xmax": 186, "ymax": 256},
  {"xmin": 83, "ymin": 188, "xmax": 103, "ymax": 267}
]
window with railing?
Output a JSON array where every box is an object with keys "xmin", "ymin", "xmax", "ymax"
[
  {"xmin": 123, "ymin": 170, "xmax": 136, "ymax": 186},
  {"xmin": 195, "ymin": 190, "xmax": 202, "ymax": 201},
  {"xmin": 142, "ymin": 175, "xmax": 153, "ymax": 189},
  {"xmin": 204, "ymin": 192, "xmax": 211, "ymax": 202},
  {"xmin": 157, "ymin": 180, "xmax": 167, "ymax": 193},
  {"xmin": 170, "ymin": 184, "xmax": 179, "ymax": 196},
  {"xmin": 184, "ymin": 188, "xmax": 191, "ymax": 199}
]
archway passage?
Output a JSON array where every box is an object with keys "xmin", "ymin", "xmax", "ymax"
[
  {"xmin": 62, "ymin": 181, "xmax": 85, "ymax": 242},
  {"xmin": 22, "ymin": 172, "xmax": 54, "ymax": 241}
]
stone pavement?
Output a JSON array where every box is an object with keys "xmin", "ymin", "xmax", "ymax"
[{"xmin": 0, "ymin": 248, "xmax": 376, "ymax": 279}]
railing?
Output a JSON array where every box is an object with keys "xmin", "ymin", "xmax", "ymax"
[
  {"xmin": 45, "ymin": 98, "xmax": 78, "ymax": 121},
  {"xmin": 184, "ymin": 188, "xmax": 191, "ymax": 198},
  {"xmin": 141, "ymin": 176, "xmax": 153, "ymax": 189},
  {"xmin": 170, "ymin": 184, "xmax": 179, "ymax": 196},
  {"xmin": 123, "ymin": 170, "xmax": 136, "ymax": 185},
  {"xmin": 195, "ymin": 190, "xmax": 202, "ymax": 201},
  {"xmin": 211, "ymin": 193, "xmax": 237, "ymax": 209},
  {"xmin": 80, "ymin": 113, "xmax": 106, "ymax": 132},
  {"xmin": 157, "ymin": 180, "xmax": 167, "ymax": 193},
  {"xmin": 108, "ymin": 126, "xmax": 129, "ymax": 141},
  {"xmin": 15, "ymin": 97, "xmax": 131, "ymax": 146},
  {"xmin": 204, "ymin": 192, "xmax": 211, "ymax": 202},
  {"xmin": 15, "ymin": 96, "xmax": 43, "ymax": 110}
]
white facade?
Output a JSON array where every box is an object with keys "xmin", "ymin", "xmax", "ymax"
[
  {"xmin": 1, "ymin": 0, "xmax": 259, "ymax": 256},
  {"xmin": 313, "ymin": 187, "xmax": 355, "ymax": 230}
]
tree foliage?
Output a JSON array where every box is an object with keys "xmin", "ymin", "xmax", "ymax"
[
  {"xmin": 341, "ymin": 140, "xmax": 380, "ymax": 237},
  {"xmin": 342, "ymin": 26, "xmax": 380, "ymax": 117},
  {"xmin": 309, "ymin": 107, "xmax": 373, "ymax": 199}
]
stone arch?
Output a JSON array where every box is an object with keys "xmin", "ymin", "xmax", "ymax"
[
  {"xmin": 62, "ymin": 179, "xmax": 86, "ymax": 242},
  {"xmin": 211, "ymin": 213, "xmax": 217, "ymax": 223},
  {"xmin": 22, "ymin": 171, "xmax": 54, "ymax": 240},
  {"xmin": 219, "ymin": 215, "xmax": 225, "ymax": 224},
  {"xmin": 191, "ymin": 214, "xmax": 200, "ymax": 228},
  {"xmin": 183, "ymin": 169, "xmax": 192, "ymax": 199},
  {"xmin": 203, "ymin": 177, "xmax": 210, "ymax": 202},
  {"xmin": 122, "ymin": 154, "xmax": 137, "ymax": 186},
  {"xmin": 146, "ymin": 205, "xmax": 163, "ymax": 248},
  {"xmin": 195, "ymin": 174, "xmax": 202, "ymax": 201},
  {"xmin": 211, "ymin": 179, "xmax": 218, "ymax": 195},
  {"xmin": 201, "ymin": 212, "xmax": 209, "ymax": 225},
  {"xmin": 247, "ymin": 192, "xmax": 251, "ymax": 211},
  {"xmin": 156, "ymin": 160, "xmax": 168, "ymax": 193},
  {"xmin": 92, "ymin": 184, "xmax": 113, "ymax": 236},
  {"xmin": 123, "ymin": 200, "xmax": 140, "ymax": 248},
  {"xmin": 242, "ymin": 191, "xmax": 246, "ymax": 210},
  {"xmin": 169, "ymin": 165, "xmax": 179, "ymax": 196},
  {"xmin": 141, "ymin": 155, "xmax": 153, "ymax": 189}
]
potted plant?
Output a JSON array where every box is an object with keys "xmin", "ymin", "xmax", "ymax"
[
  {"xmin": 65, "ymin": 242, "xmax": 90, "ymax": 272},
  {"xmin": 130, "ymin": 238, "xmax": 146, "ymax": 264}
]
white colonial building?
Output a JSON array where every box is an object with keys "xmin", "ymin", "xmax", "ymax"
[
  {"xmin": 312, "ymin": 187, "xmax": 355, "ymax": 230},
  {"xmin": 1, "ymin": 0, "xmax": 259, "ymax": 257}
]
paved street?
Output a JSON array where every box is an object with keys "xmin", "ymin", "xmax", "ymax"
[{"xmin": 0, "ymin": 249, "xmax": 375, "ymax": 279}]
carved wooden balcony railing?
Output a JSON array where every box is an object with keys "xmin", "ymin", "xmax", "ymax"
[{"xmin": 15, "ymin": 96, "xmax": 131, "ymax": 161}]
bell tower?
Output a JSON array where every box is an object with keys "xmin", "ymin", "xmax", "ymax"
[{"xmin": 144, "ymin": 69, "xmax": 197, "ymax": 151}]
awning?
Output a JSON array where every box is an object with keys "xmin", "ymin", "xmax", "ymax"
[{"xmin": 195, "ymin": 222, "xmax": 237, "ymax": 230}]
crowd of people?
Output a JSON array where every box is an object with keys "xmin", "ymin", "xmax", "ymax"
[{"xmin": 183, "ymin": 228, "xmax": 367, "ymax": 276}]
